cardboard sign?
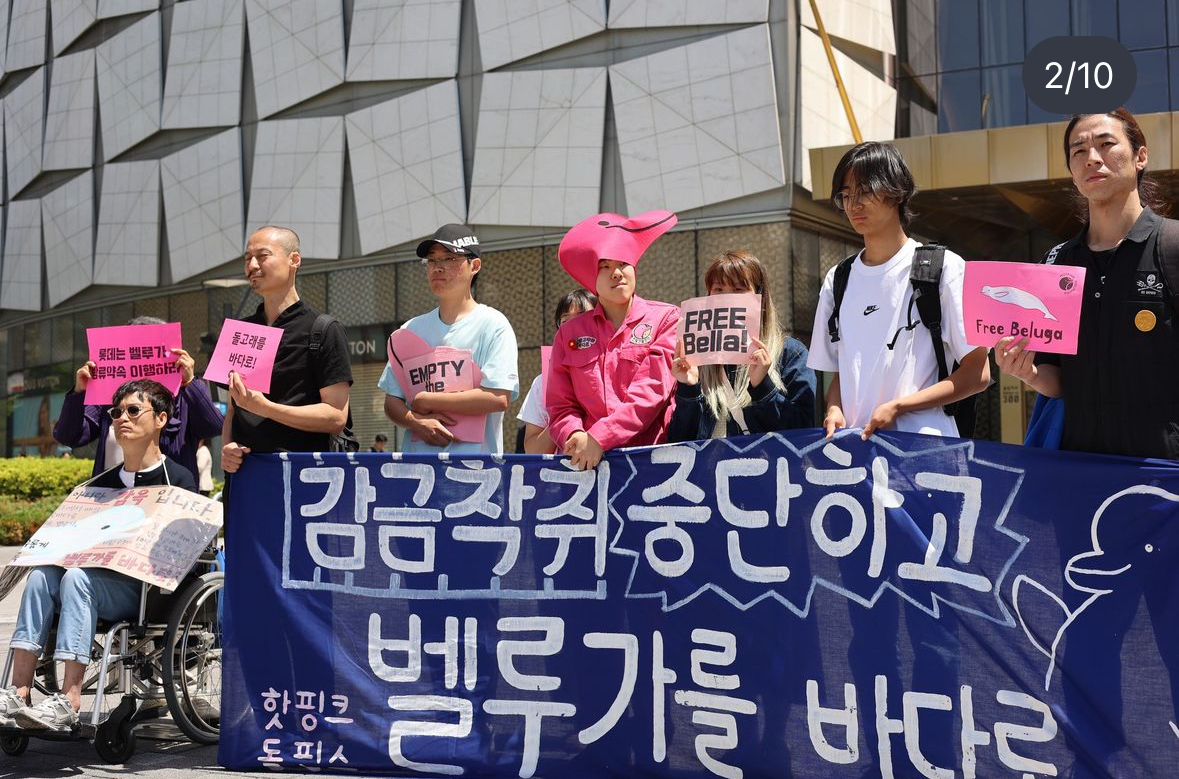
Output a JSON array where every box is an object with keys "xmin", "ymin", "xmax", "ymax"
[
  {"xmin": 85, "ymin": 323, "xmax": 183, "ymax": 405},
  {"xmin": 387, "ymin": 330, "xmax": 486, "ymax": 443},
  {"xmin": 677, "ymin": 293, "xmax": 762, "ymax": 365},
  {"xmin": 8, "ymin": 484, "xmax": 222, "ymax": 592},
  {"xmin": 204, "ymin": 318, "xmax": 284, "ymax": 393},
  {"xmin": 963, "ymin": 262, "xmax": 1087, "ymax": 355}
]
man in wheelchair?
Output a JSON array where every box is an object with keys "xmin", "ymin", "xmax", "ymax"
[{"xmin": 1, "ymin": 379, "xmax": 198, "ymax": 731}]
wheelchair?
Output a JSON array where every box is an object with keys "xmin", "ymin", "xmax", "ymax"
[{"xmin": 0, "ymin": 551, "xmax": 224, "ymax": 763}]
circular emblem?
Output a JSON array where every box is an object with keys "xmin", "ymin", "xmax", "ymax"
[
  {"xmin": 1135, "ymin": 309, "xmax": 1157, "ymax": 332},
  {"xmin": 1059, "ymin": 275, "xmax": 1076, "ymax": 291}
]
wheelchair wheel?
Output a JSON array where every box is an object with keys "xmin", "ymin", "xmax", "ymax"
[
  {"xmin": 162, "ymin": 571, "xmax": 223, "ymax": 745},
  {"xmin": 1, "ymin": 733, "xmax": 29, "ymax": 756},
  {"xmin": 95, "ymin": 698, "xmax": 137, "ymax": 764}
]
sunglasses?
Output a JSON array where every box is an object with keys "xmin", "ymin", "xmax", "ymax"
[{"xmin": 107, "ymin": 404, "xmax": 152, "ymax": 420}]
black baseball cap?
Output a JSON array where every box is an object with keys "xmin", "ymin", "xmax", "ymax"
[{"xmin": 416, "ymin": 224, "xmax": 480, "ymax": 259}]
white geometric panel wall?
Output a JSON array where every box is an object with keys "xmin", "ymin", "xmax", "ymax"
[
  {"xmin": 97, "ymin": 0, "xmax": 156, "ymax": 19},
  {"xmin": 247, "ymin": 117, "xmax": 344, "ymax": 259},
  {"xmin": 245, "ymin": 0, "xmax": 344, "ymax": 119},
  {"xmin": 96, "ymin": 12, "xmax": 161, "ymax": 160},
  {"xmin": 0, "ymin": 199, "xmax": 41, "ymax": 311},
  {"xmin": 799, "ymin": 26, "xmax": 895, "ymax": 190},
  {"xmin": 94, "ymin": 160, "xmax": 159, "ymax": 286},
  {"xmin": 469, "ymin": 68, "xmax": 606, "ymax": 227},
  {"xmin": 51, "ymin": 0, "xmax": 97, "ymax": 56},
  {"xmin": 608, "ymin": 0, "xmax": 767, "ymax": 27},
  {"xmin": 610, "ymin": 25, "xmax": 785, "ymax": 213},
  {"xmin": 6, "ymin": 0, "xmax": 47, "ymax": 71},
  {"xmin": 0, "ymin": 1, "xmax": 11, "ymax": 79},
  {"xmin": 161, "ymin": 128, "xmax": 244, "ymax": 282},
  {"xmin": 345, "ymin": 81, "xmax": 465, "ymax": 256},
  {"xmin": 42, "ymin": 171, "xmax": 94, "ymax": 307},
  {"xmin": 5, "ymin": 66, "xmax": 44, "ymax": 197},
  {"xmin": 346, "ymin": 0, "xmax": 460, "ymax": 82},
  {"xmin": 800, "ymin": 0, "xmax": 895, "ymax": 57},
  {"xmin": 473, "ymin": 0, "xmax": 605, "ymax": 71},
  {"xmin": 161, "ymin": 0, "xmax": 244, "ymax": 129},
  {"xmin": 43, "ymin": 49, "xmax": 95, "ymax": 171}
]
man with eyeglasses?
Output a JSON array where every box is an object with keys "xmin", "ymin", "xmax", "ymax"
[
  {"xmin": 220, "ymin": 226, "xmax": 353, "ymax": 475},
  {"xmin": 379, "ymin": 224, "xmax": 519, "ymax": 453},
  {"xmin": 808, "ymin": 141, "xmax": 990, "ymax": 439}
]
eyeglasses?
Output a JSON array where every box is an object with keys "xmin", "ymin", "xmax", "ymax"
[
  {"xmin": 833, "ymin": 188, "xmax": 875, "ymax": 211},
  {"xmin": 107, "ymin": 404, "xmax": 151, "ymax": 420},
  {"xmin": 421, "ymin": 255, "xmax": 471, "ymax": 270}
]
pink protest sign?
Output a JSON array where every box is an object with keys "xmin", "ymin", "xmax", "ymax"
[
  {"xmin": 387, "ymin": 330, "xmax": 486, "ymax": 443},
  {"xmin": 203, "ymin": 319, "xmax": 284, "ymax": 392},
  {"xmin": 963, "ymin": 261, "xmax": 1087, "ymax": 355},
  {"xmin": 677, "ymin": 293, "xmax": 762, "ymax": 366},
  {"xmin": 85, "ymin": 323, "xmax": 183, "ymax": 405}
]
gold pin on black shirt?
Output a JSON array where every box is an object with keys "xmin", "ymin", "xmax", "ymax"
[{"xmin": 1135, "ymin": 309, "xmax": 1157, "ymax": 332}]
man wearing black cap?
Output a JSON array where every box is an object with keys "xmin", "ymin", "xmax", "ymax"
[{"xmin": 380, "ymin": 224, "xmax": 519, "ymax": 454}]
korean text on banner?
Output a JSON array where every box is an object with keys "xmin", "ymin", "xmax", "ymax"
[
  {"xmin": 963, "ymin": 261, "xmax": 1087, "ymax": 355},
  {"xmin": 204, "ymin": 318, "xmax": 284, "ymax": 393},
  {"xmin": 677, "ymin": 293, "xmax": 761, "ymax": 365},
  {"xmin": 85, "ymin": 323, "xmax": 183, "ymax": 405}
]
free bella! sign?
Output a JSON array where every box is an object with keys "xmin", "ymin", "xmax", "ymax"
[
  {"xmin": 963, "ymin": 262, "xmax": 1087, "ymax": 355},
  {"xmin": 677, "ymin": 293, "xmax": 761, "ymax": 365}
]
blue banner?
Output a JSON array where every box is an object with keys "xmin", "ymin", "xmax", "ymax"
[{"xmin": 218, "ymin": 431, "xmax": 1179, "ymax": 779}]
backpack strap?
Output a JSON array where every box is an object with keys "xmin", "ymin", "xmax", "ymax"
[
  {"xmin": 825, "ymin": 254, "xmax": 858, "ymax": 344},
  {"xmin": 1156, "ymin": 218, "xmax": 1179, "ymax": 313},
  {"xmin": 309, "ymin": 313, "xmax": 355, "ymax": 433},
  {"xmin": 909, "ymin": 244, "xmax": 950, "ymax": 383}
]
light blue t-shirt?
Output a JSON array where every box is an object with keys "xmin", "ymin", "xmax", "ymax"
[{"xmin": 379, "ymin": 304, "xmax": 519, "ymax": 454}]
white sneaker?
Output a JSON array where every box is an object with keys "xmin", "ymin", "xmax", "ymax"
[
  {"xmin": 12, "ymin": 693, "xmax": 79, "ymax": 731},
  {"xmin": 0, "ymin": 686, "xmax": 25, "ymax": 727}
]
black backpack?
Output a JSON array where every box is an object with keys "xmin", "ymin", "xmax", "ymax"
[
  {"xmin": 825, "ymin": 244, "xmax": 977, "ymax": 437},
  {"xmin": 310, "ymin": 313, "xmax": 360, "ymax": 453}
]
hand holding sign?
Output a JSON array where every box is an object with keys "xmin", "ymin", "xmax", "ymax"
[
  {"xmin": 963, "ymin": 262, "xmax": 1086, "ymax": 355},
  {"xmin": 85, "ymin": 323, "xmax": 184, "ymax": 405},
  {"xmin": 676, "ymin": 293, "xmax": 761, "ymax": 366},
  {"xmin": 204, "ymin": 319, "xmax": 284, "ymax": 393},
  {"xmin": 672, "ymin": 340, "xmax": 700, "ymax": 385}
]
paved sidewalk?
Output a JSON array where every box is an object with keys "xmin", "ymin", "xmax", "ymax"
[{"xmin": 0, "ymin": 547, "xmax": 306, "ymax": 779}]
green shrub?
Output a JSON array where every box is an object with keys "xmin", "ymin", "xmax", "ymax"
[
  {"xmin": 0, "ymin": 458, "xmax": 93, "ymax": 499},
  {"xmin": 0, "ymin": 495, "xmax": 65, "ymax": 544}
]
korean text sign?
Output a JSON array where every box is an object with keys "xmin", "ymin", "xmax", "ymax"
[
  {"xmin": 220, "ymin": 438, "xmax": 1179, "ymax": 778},
  {"xmin": 204, "ymin": 319, "xmax": 284, "ymax": 393},
  {"xmin": 677, "ymin": 293, "xmax": 761, "ymax": 365},
  {"xmin": 963, "ymin": 261, "xmax": 1087, "ymax": 355},
  {"xmin": 85, "ymin": 323, "xmax": 183, "ymax": 404},
  {"xmin": 10, "ymin": 484, "xmax": 222, "ymax": 591}
]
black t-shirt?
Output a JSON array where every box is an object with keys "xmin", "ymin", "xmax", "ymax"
[
  {"xmin": 1035, "ymin": 208, "xmax": 1179, "ymax": 459},
  {"xmin": 231, "ymin": 300, "xmax": 353, "ymax": 453},
  {"xmin": 92, "ymin": 457, "xmax": 198, "ymax": 492}
]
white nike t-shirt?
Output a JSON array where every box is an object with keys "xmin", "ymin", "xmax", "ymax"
[{"xmin": 808, "ymin": 238, "xmax": 976, "ymax": 437}]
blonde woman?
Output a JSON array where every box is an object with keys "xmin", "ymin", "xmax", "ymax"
[{"xmin": 668, "ymin": 250, "xmax": 816, "ymax": 440}]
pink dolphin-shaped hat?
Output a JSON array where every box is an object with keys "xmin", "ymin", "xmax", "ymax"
[{"xmin": 558, "ymin": 210, "xmax": 678, "ymax": 291}]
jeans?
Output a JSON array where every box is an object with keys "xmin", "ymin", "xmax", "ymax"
[{"xmin": 10, "ymin": 567, "xmax": 141, "ymax": 663}]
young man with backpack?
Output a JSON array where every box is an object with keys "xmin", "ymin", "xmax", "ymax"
[{"xmin": 808, "ymin": 141, "xmax": 991, "ymax": 439}]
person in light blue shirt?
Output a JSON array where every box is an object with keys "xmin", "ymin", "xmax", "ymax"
[{"xmin": 380, "ymin": 224, "xmax": 519, "ymax": 454}]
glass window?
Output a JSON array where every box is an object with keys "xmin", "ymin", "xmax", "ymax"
[
  {"xmin": 1171, "ymin": 47, "xmax": 1179, "ymax": 109},
  {"xmin": 937, "ymin": 0, "xmax": 980, "ymax": 72},
  {"xmin": 1120, "ymin": 0, "xmax": 1167, "ymax": 49},
  {"xmin": 982, "ymin": 66, "xmax": 1027, "ymax": 127},
  {"xmin": 939, "ymin": 70, "xmax": 983, "ymax": 132},
  {"xmin": 906, "ymin": 0, "xmax": 938, "ymax": 75},
  {"xmin": 1169, "ymin": 0, "xmax": 1179, "ymax": 44},
  {"xmin": 981, "ymin": 0, "xmax": 1025, "ymax": 66},
  {"xmin": 1071, "ymin": 0, "xmax": 1116, "ymax": 37},
  {"xmin": 1128, "ymin": 49, "xmax": 1170, "ymax": 113},
  {"xmin": 1027, "ymin": 97, "xmax": 1066, "ymax": 126},
  {"xmin": 1026, "ymin": 0, "xmax": 1069, "ymax": 50}
]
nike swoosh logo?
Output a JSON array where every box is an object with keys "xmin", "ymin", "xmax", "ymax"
[{"xmin": 863, "ymin": 305, "xmax": 878, "ymax": 316}]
